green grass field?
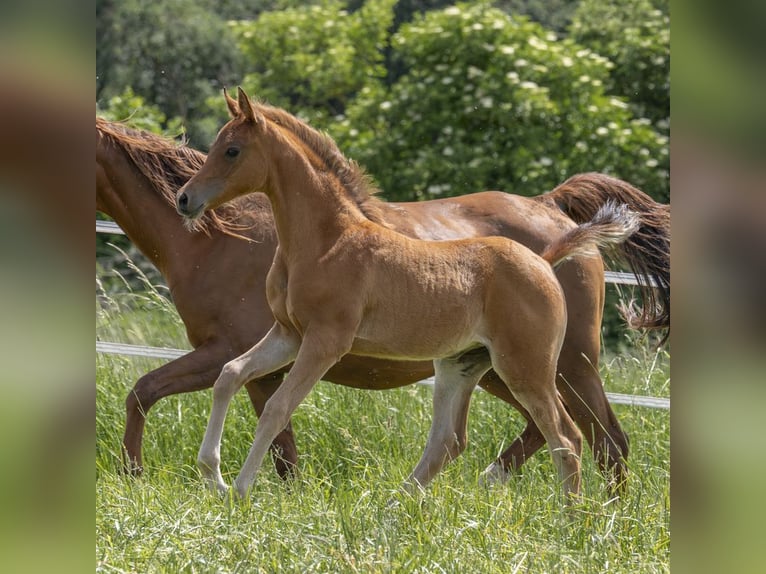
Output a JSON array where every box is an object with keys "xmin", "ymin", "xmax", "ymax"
[{"xmin": 96, "ymin": 287, "xmax": 669, "ymax": 573}]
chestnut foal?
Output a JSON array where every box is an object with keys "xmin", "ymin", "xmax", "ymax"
[{"xmin": 176, "ymin": 88, "xmax": 640, "ymax": 500}]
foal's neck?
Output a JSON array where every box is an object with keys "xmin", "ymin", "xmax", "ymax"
[{"xmin": 267, "ymin": 147, "xmax": 369, "ymax": 258}]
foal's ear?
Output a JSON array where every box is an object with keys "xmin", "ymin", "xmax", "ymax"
[
  {"xmin": 237, "ymin": 86, "xmax": 262, "ymax": 124},
  {"xmin": 223, "ymin": 87, "xmax": 239, "ymax": 118}
]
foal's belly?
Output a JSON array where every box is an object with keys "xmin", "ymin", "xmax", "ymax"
[{"xmin": 350, "ymin": 310, "xmax": 485, "ymax": 361}]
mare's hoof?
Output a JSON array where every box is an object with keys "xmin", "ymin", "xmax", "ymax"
[{"xmin": 478, "ymin": 461, "xmax": 511, "ymax": 487}]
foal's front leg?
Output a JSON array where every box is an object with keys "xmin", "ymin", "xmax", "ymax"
[
  {"xmin": 232, "ymin": 332, "xmax": 352, "ymax": 498},
  {"xmin": 197, "ymin": 323, "xmax": 299, "ymax": 493}
]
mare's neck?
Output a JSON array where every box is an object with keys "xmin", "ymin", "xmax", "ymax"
[{"xmin": 96, "ymin": 142, "xmax": 206, "ymax": 279}]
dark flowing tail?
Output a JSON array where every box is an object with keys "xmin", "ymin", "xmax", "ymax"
[{"xmin": 540, "ymin": 172, "xmax": 671, "ymax": 335}]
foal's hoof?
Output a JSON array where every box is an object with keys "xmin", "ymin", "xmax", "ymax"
[
  {"xmin": 212, "ymin": 481, "xmax": 230, "ymax": 497},
  {"xmin": 478, "ymin": 461, "xmax": 511, "ymax": 487},
  {"xmin": 200, "ymin": 475, "xmax": 229, "ymax": 496}
]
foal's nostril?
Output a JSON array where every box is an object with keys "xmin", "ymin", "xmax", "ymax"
[{"xmin": 177, "ymin": 192, "xmax": 189, "ymax": 212}]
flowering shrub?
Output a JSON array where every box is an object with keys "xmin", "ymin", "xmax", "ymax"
[{"xmin": 332, "ymin": 3, "xmax": 668, "ymax": 202}]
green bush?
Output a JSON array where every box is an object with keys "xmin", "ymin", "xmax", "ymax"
[{"xmin": 332, "ymin": 3, "xmax": 668, "ymax": 202}]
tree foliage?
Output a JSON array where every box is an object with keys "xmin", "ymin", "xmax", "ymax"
[
  {"xmin": 230, "ymin": 0, "xmax": 396, "ymax": 124},
  {"xmin": 570, "ymin": 0, "xmax": 669, "ymax": 130},
  {"xmin": 331, "ymin": 3, "xmax": 668, "ymax": 202},
  {"xmin": 96, "ymin": 0, "xmax": 244, "ymax": 146}
]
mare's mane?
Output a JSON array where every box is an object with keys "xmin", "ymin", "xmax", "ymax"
[
  {"xmin": 254, "ymin": 104, "xmax": 388, "ymax": 224},
  {"xmin": 96, "ymin": 116, "xmax": 269, "ymax": 238}
]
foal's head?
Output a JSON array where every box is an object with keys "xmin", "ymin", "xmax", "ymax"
[{"xmin": 177, "ymin": 87, "xmax": 270, "ymax": 219}]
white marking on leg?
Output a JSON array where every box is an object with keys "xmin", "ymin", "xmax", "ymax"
[
  {"xmin": 233, "ymin": 332, "xmax": 351, "ymax": 498},
  {"xmin": 197, "ymin": 323, "xmax": 298, "ymax": 494},
  {"xmin": 405, "ymin": 355, "xmax": 489, "ymax": 491}
]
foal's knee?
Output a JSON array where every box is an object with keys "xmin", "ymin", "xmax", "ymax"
[
  {"xmin": 213, "ymin": 361, "xmax": 244, "ymax": 399},
  {"xmin": 260, "ymin": 397, "xmax": 292, "ymax": 434},
  {"xmin": 197, "ymin": 449, "xmax": 219, "ymax": 473}
]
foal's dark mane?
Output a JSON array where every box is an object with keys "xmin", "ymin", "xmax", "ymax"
[
  {"xmin": 96, "ymin": 116, "xmax": 270, "ymax": 238},
  {"xmin": 255, "ymin": 104, "xmax": 389, "ymax": 224}
]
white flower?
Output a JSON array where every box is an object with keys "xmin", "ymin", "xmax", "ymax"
[
  {"xmin": 445, "ymin": 6, "xmax": 460, "ymax": 15},
  {"xmin": 527, "ymin": 36, "xmax": 548, "ymax": 51},
  {"xmin": 467, "ymin": 66, "xmax": 483, "ymax": 79},
  {"xmin": 520, "ymin": 81, "xmax": 538, "ymax": 90},
  {"xmin": 596, "ymin": 127, "xmax": 609, "ymax": 136},
  {"xmin": 609, "ymin": 97, "xmax": 629, "ymax": 109},
  {"xmin": 561, "ymin": 56, "xmax": 573, "ymax": 67},
  {"xmin": 480, "ymin": 96, "xmax": 493, "ymax": 108},
  {"xmin": 506, "ymin": 71, "xmax": 519, "ymax": 83},
  {"xmin": 500, "ymin": 45, "xmax": 515, "ymax": 55},
  {"xmin": 514, "ymin": 58, "xmax": 528, "ymax": 67},
  {"xmin": 646, "ymin": 159, "xmax": 659, "ymax": 168},
  {"xmin": 539, "ymin": 157, "xmax": 553, "ymax": 166},
  {"xmin": 443, "ymin": 146, "xmax": 454, "ymax": 156},
  {"xmin": 380, "ymin": 101, "xmax": 392, "ymax": 110}
]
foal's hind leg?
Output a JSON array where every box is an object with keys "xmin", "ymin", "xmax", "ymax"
[
  {"xmin": 489, "ymin": 350, "xmax": 582, "ymax": 500},
  {"xmin": 405, "ymin": 350, "xmax": 492, "ymax": 492},
  {"xmin": 476, "ymin": 373, "xmax": 546, "ymax": 484}
]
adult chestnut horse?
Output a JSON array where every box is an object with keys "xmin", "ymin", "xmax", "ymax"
[
  {"xmin": 97, "ymin": 114, "xmax": 668, "ymax": 487},
  {"xmin": 175, "ymin": 88, "xmax": 643, "ymax": 499}
]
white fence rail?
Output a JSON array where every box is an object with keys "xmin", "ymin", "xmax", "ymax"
[
  {"xmin": 97, "ymin": 221, "xmax": 668, "ymax": 410},
  {"xmin": 96, "ymin": 340, "xmax": 669, "ymax": 410}
]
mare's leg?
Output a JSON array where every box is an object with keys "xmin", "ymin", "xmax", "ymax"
[
  {"xmin": 555, "ymin": 262, "xmax": 628, "ymax": 489},
  {"xmin": 489, "ymin": 349, "xmax": 582, "ymax": 500},
  {"xmin": 555, "ymin": 344, "xmax": 629, "ymax": 489},
  {"xmin": 405, "ymin": 350, "xmax": 492, "ymax": 492},
  {"xmin": 197, "ymin": 324, "xmax": 299, "ymax": 493},
  {"xmin": 123, "ymin": 341, "xmax": 229, "ymax": 475},
  {"xmin": 232, "ymin": 330, "xmax": 354, "ymax": 498}
]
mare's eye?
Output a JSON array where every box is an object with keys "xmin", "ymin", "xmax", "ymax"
[{"xmin": 225, "ymin": 147, "xmax": 240, "ymax": 158}]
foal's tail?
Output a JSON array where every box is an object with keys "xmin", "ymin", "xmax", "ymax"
[
  {"xmin": 540, "ymin": 172, "xmax": 671, "ymax": 333},
  {"xmin": 541, "ymin": 202, "xmax": 640, "ymax": 269}
]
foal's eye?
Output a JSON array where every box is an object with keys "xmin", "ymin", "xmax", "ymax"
[{"xmin": 225, "ymin": 147, "xmax": 240, "ymax": 158}]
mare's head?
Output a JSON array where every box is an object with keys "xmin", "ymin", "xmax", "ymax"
[{"xmin": 177, "ymin": 87, "xmax": 270, "ymax": 220}]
